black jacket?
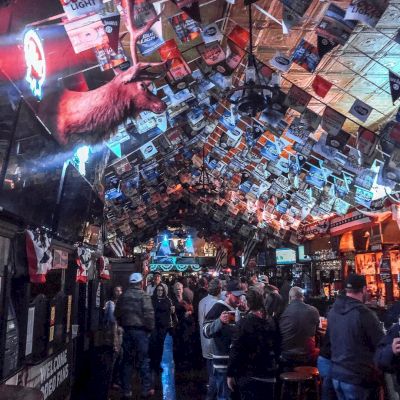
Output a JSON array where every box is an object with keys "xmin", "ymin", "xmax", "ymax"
[
  {"xmin": 114, "ymin": 286, "xmax": 154, "ymax": 331},
  {"xmin": 227, "ymin": 313, "xmax": 279, "ymax": 380},
  {"xmin": 328, "ymin": 295, "xmax": 384, "ymax": 386},
  {"xmin": 152, "ymin": 296, "xmax": 173, "ymax": 330},
  {"xmin": 203, "ymin": 300, "xmax": 237, "ymax": 372},
  {"xmin": 375, "ymin": 323, "xmax": 400, "ymax": 378}
]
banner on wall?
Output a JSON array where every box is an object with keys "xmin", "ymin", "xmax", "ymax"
[
  {"xmin": 345, "ymin": 0, "xmax": 389, "ymax": 28},
  {"xmin": 284, "ymin": 85, "xmax": 311, "ymax": 113},
  {"xmin": 321, "ymin": 106, "xmax": 346, "ymax": 135}
]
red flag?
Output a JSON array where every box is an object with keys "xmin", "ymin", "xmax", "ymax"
[{"xmin": 312, "ymin": 75, "xmax": 332, "ymax": 98}]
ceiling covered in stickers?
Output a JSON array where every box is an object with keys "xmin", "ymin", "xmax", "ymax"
[{"xmin": 1, "ymin": 0, "xmax": 400, "ymax": 248}]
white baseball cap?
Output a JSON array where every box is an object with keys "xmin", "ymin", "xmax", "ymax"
[{"xmin": 129, "ymin": 272, "xmax": 143, "ymax": 283}]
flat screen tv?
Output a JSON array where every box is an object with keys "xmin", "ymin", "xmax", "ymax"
[
  {"xmin": 276, "ymin": 248, "xmax": 296, "ymax": 265},
  {"xmin": 298, "ymin": 245, "xmax": 312, "ymax": 262},
  {"xmin": 55, "ymin": 163, "xmax": 102, "ymax": 243},
  {"xmin": 0, "ymin": 103, "xmax": 65, "ymax": 228}
]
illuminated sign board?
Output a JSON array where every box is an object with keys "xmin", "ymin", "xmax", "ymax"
[{"xmin": 24, "ymin": 29, "xmax": 46, "ymax": 99}]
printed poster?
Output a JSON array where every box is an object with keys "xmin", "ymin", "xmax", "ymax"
[
  {"xmin": 132, "ymin": 0, "xmax": 165, "ymax": 55},
  {"xmin": 354, "ymin": 186, "xmax": 374, "ymax": 208},
  {"xmin": 94, "ymin": 42, "xmax": 128, "ymax": 71},
  {"xmin": 169, "ymin": 13, "xmax": 201, "ymax": 43},
  {"xmin": 269, "ymin": 53, "xmax": 292, "ymax": 72},
  {"xmin": 284, "ymin": 85, "xmax": 311, "ymax": 113},
  {"xmin": 345, "ymin": 0, "xmax": 389, "ymax": 28},
  {"xmin": 322, "ymin": 106, "xmax": 346, "ymax": 135},
  {"xmin": 201, "ymin": 23, "xmax": 223, "ymax": 44},
  {"xmin": 198, "ymin": 42, "xmax": 226, "ymax": 66},
  {"xmin": 64, "ymin": 14, "xmax": 108, "ymax": 54},
  {"xmin": 305, "ymin": 164, "xmax": 331, "ymax": 189},
  {"xmin": 101, "ymin": 12, "xmax": 121, "ymax": 52},
  {"xmin": 317, "ymin": 36, "xmax": 338, "ymax": 58},
  {"xmin": 326, "ymin": 129, "xmax": 350, "ymax": 150},
  {"xmin": 349, "ymin": 99, "xmax": 372, "ymax": 123},
  {"xmin": 291, "ymin": 39, "xmax": 321, "ymax": 73},
  {"xmin": 389, "ymin": 70, "xmax": 400, "ymax": 104},
  {"xmin": 357, "ymin": 127, "xmax": 378, "ymax": 165},
  {"xmin": 170, "ymin": 0, "xmax": 201, "ymax": 22},
  {"xmin": 316, "ymin": 3, "xmax": 357, "ymax": 45}
]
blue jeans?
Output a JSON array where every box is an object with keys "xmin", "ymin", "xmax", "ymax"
[
  {"xmin": 332, "ymin": 379, "xmax": 377, "ymax": 400},
  {"xmin": 206, "ymin": 359, "xmax": 217, "ymax": 400},
  {"xmin": 121, "ymin": 328, "xmax": 152, "ymax": 397},
  {"xmin": 213, "ymin": 368, "xmax": 231, "ymax": 400},
  {"xmin": 317, "ymin": 356, "xmax": 337, "ymax": 400}
]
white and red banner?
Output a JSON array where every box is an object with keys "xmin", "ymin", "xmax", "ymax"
[{"xmin": 345, "ymin": 0, "xmax": 389, "ymax": 28}]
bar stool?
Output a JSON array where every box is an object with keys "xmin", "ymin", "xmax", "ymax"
[
  {"xmin": 280, "ymin": 371, "xmax": 313, "ymax": 400},
  {"xmin": 294, "ymin": 366, "xmax": 321, "ymax": 400},
  {"xmin": 0, "ymin": 385, "xmax": 44, "ymax": 400}
]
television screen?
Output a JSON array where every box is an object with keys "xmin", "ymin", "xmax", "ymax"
[
  {"xmin": 276, "ymin": 248, "xmax": 296, "ymax": 265},
  {"xmin": 298, "ymin": 245, "xmax": 312, "ymax": 262},
  {"xmin": 0, "ymin": 103, "xmax": 64, "ymax": 228},
  {"xmin": 55, "ymin": 163, "xmax": 94, "ymax": 242}
]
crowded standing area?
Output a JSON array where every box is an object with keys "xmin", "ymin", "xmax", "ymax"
[{"xmin": 1, "ymin": 0, "xmax": 400, "ymax": 399}]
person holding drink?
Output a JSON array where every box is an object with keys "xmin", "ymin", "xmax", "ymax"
[{"xmin": 203, "ymin": 280, "xmax": 245, "ymax": 400}]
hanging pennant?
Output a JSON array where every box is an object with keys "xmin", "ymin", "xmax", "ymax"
[
  {"xmin": 326, "ymin": 129, "xmax": 350, "ymax": 150},
  {"xmin": 291, "ymin": 39, "xmax": 321, "ymax": 73},
  {"xmin": 312, "ymin": 75, "xmax": 333, "ymax": 98},
  {"xmin": 345, "ymin": 0, "xmax": 389, "ymax": 28},
  {"xmin": 321, "ymin": 106, "xmax": 346, "ymax": 135},
  {"xmin": 170, "ymin": 0, "xmax": 201, "ymax": 22},
  {"xmin": 201, "ymin": 23, "xmax": 223, "ymax": 43},
  {"xmin": 389, "ymin": 70, "xmax": 400, "ymax": 105},
  {"xmin": 317, "ymin": 36, "xmax": 338, "ymax": 58},
  {"xmin": 284, "ymin": 85, "xmax": 311, "ymax": 113},
  {"xmin": 349, "ymin": 99, "xmax": 373, "ymax": 123},
  {"xmin": 316, "ymin": 4, "xmax": 357, "ymax": 46},
  {"xmin": 269, "ymin": 52, "xmax": 292, "ymax": 72},
  {"xmin": 101, "ymin": 12, "xmax": 121, "ymax": 52},
  {"xmin": 169, "ymin": 12, "xmax": 201, "ymax": 43},
  {"xmin": 197, "ymin": 42, "xmax": 226, "ymax": 66},
  {"xmin": 357, "ymin": 127, "xmax": 378, "ymax": 166}
]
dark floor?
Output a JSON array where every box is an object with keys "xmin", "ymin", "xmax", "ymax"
[{"xmin": 109, "ymin": 334, "xmax": 208, "ymax": 400}]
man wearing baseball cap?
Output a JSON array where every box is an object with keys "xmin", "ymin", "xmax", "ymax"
[
  {"xmin": 327, "ymin": 273, "xmax": 384, "ymax": 400},
  {"xmin": 203, "ymin": 280, "xmax": 244, "ymax": 400},
  {"xmin": 114, "ymin": 273, "xmax": 155, "ymax": 399}
]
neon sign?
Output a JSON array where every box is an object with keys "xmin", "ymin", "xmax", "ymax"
[{"xmin": 24, "ymin": 29, "xmax": 46, "ymax": 99}]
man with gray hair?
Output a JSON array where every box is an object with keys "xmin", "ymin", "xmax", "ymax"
[
  {"xmin": 279, "ymin": 286, "xmax": 320, "ymax": 368},
  {"xmin": 198, "ymin": 278, "xmax": 222, "ymax": 400}
]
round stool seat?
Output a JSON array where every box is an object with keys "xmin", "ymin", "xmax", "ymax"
[
  {"xmin": 280, "ymin": 371, "xmax": 313, "ymax": 382},
  {"xmin": 0, "ymin": 385, "xmax": 44, "ymax": 400},
  {"xmin": 294, "ymin": 366, "xmax": 319, "ymax": 377}
]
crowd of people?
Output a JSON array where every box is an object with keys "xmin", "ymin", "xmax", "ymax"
[{"xmin": 98, "ymin": 271, "xmax": 400, "ymax": 400}]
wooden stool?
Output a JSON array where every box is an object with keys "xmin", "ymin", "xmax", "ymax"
[
  {"xmin": 0, "ymin": 385, "xmax": 44, "ymax": 400},
  {"xmin": 294, "ymin": 366, "xmax": 321, "ymax": 400},
  {"xmin": 280, "ymin": 371, "xmax": 313, "ymax": 400}
]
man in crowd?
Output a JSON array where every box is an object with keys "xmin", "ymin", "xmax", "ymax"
[
  {"xmin": 279, "ymin": 286, "xmax": 320, "ymax": 368},
  {"xmin": 115, "ymin": 273, "xmax": 155, "ymax": 400},
  {"xmin": 328, "ymin": 274, "xmax": 384, "ymax": 400},
  {"xmin": 198, "ymin": 279, "xmax": 222, "ymax": 400},
  {"xmin": 203, "ymin": 280, "xmax": 244, "ymax": 400},
  {"xmin": 146, "ymin": 271, "xmax": 168, "ymax": 296}
]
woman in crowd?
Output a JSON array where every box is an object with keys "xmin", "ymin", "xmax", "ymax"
[
  {"xmin": 171, "ymin": 281, "xmax": 195, "ymax": 369},
  {"xmin": 227, "ymin": 289, "xmax": 280, "ymax": 400},
  {"xmin": 150, "ymin": 284, "xmax": 175, "ymax": 379}
]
